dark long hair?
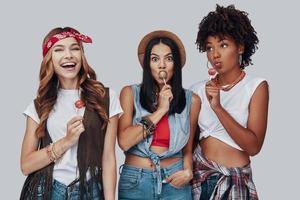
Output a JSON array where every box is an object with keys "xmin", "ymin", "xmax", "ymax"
[{"xmin": 140, "ymin": 37, "xmax": 186, "ymax": 114}]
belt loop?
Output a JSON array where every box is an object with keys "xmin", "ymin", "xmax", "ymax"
[
  {"xmin": 162, "ymin": 167, "xmax": 168, "ymax": 179},
  {"xmin": 119, "ymin": 164, "xmax": 124, "ymax": 175},
  {"xmin": 138, "ymin": 168, "xmax": 143, "ymax": 179},
  {"xmin": 65, "ymin": 178, "xmax": 79, "ymax": 199}
]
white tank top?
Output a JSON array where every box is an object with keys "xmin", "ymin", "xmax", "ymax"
[{"xmin": 190, "ymin": 73, "xmax": 266, "ymax": 151}]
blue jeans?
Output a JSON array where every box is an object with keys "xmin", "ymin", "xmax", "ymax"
[
  {"xmin": 35, "ymin": 178, "xmax": 103, "ymax": 199},
  {"xmin": 199, "ymin": 175, "xmax": 220, "ymax": 200},
  {"xmin": 118, "ymin": 160, "xmax": 192, "ymax": 200}
]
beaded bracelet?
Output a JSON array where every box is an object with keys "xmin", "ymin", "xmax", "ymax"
[
  {"xmin": 140, "ymin": 116, "xmax": 156, "ymax": 137},
  {"xmin": 136, "ymin": 122, "xmax": 147, "ymax": 139}
]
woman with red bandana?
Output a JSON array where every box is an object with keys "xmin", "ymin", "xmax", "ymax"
[
  {"xmin": 20, "ymin": 27, "xmax": 122, "ymax": 199},
  {"xmin": 190, "ymin": 5, "xmax": 269, "ymax": 200}
]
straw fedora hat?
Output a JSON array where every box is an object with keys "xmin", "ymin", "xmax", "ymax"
[{"xmin": 137, "ymin": 30, "xmax": 186, "ymax": 68}]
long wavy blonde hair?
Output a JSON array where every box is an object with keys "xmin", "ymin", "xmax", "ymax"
[{"xmin": 35, "ymin": 27, "xmax": 108, "ymax": 138}]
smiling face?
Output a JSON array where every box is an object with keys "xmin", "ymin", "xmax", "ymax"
[
  {"xmin": 51, "ymin": 37, "xmax": 82, "ymax": 84},
  {"xmin": 206, "ymin": 35, "xmax": 244, "ymax": 74},
  {"xmin": 149, "ymin": 42, "xmax": 174, "ymax": 86}
]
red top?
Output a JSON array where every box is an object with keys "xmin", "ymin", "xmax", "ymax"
[{"xmin": 151, "ymin": 115, "xmax": 170, "ymax": 147}]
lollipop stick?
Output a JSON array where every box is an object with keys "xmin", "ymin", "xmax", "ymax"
[{"xmin": 163, "ymin": 78, "xmax": 167, "ymax": 86}]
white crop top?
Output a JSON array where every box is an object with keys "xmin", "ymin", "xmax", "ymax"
[
  {"xmin": 23, "ymin": 88, "xmax": 123, "ymax": 185},
  {"xmin": 190, "ymin": 73, "xmax": 266, "ymax": 151}
]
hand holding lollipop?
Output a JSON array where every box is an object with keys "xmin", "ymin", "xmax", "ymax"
[{"xmin": 158, "ymin": 71, "xmax": 173, "ymax": 106}]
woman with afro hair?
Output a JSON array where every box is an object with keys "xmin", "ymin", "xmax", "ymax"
[{"xmin": 190, "ymin": 5, "xmax": 269, "ymax": 200}]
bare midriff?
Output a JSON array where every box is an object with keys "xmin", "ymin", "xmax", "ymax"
[
  {"xmin": 125, "ymin": 153, "xmax": 181, "ymax": 170},
  {"xmin": 199, "ymin": 136, "xmax": 250, "ymax": 168}
]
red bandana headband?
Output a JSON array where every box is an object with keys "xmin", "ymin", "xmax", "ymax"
[{"xmin": 42, "ymin": 29, "xmax": 92, "ymax": 57}]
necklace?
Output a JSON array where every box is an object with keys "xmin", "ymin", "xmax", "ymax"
[{"xmin": 214, "ymin": 71, "xmax": 246, "ymax": 91}]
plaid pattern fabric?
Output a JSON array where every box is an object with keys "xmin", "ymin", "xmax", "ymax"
[{"xmin": 192, "ymin": 145, "xmax": 258, "ymax": 200}]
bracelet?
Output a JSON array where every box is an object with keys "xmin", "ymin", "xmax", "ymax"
[
  {"xmin": 46, "ymin": 142, "xmax": 63, "ymax": 163},
  {"xmin": 140, "ymin": 116, "xmax": 156, "ymax": 137},
  {"xmin": 46, "ymin": 143, "xmax": 55, "ymax": 163},
  {"xmin": 144, "ymin": 116, "xmax": 156, "ymax": 133},
  {"xmin": 137, "ymin": 122, "xmax": 147, "ymax": 139},
  {"xmin": 52, "ymin": 142, "xmax": 61, "ymax": 160}
]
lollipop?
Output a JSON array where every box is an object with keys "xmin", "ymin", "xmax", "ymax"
[
  {"xmin": 74, "ymin": 99, "xmax": 85, "ymax": 114},
  {"xmin": 159, "ymin": 71, "xmax": 167, "ymax": 85},
  {"xmin": 207, "ymin": 59, "xmax": 217, "ymax": 80},
  {"xmin": 208, "ymin": 68, "xmax": 216, "ymax": 76}
]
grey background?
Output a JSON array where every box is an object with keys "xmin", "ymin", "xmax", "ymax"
[{"xmin": 0, "ymin": 0, "xmax": 298, "ymax": 199}]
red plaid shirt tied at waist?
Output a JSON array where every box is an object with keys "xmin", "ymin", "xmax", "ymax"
[{"xmin": 192, "ymin": 145, "xmax": 258, "ymax": 200}]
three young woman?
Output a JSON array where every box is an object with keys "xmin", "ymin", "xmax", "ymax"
[{"xmin": 21, "ymin": 5, "xmax": 268, "ymax": 200}]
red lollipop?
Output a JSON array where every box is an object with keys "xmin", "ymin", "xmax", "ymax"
[
  {"xmin": 75, "ymin": 100, "xmax": 85, "ymax": 109},
  {"xmin": 208, "ymin": 68, "xmax": 216, "ymax": 76}
]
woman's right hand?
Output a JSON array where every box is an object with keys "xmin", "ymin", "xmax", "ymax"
[
  {"xmin": 157, "ymin": 84, "xmax": 173, "ymax": 114},
  {"xmin": 205, "ymin": 80, "xmax": 221, "ymax": 111},
  {"xmin": 65, "ymin": 116, "xmax": 85, "ymax": 146}
]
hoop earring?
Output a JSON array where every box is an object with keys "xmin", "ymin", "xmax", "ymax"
[
  {"xmin": 239, "ymin": 54, "xmax": 242, "ymax": 66},
  {"xmin": 206, "ymin": 60, "xmax": 212, "ymax": 69}
]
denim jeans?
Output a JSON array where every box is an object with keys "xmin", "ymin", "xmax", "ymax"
[
  {"xmin": 199, "ymin": 175, "xmax": 220, "ymax": 200},
  {"xmin": 35, "ymin": 178, "xmax": 103, "ymax": 200},
  {"xmin": 118, "ymin": 160, "xmax": 192, "ymax": 200}
]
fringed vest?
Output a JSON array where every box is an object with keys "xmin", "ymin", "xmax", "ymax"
[{"xmin": 20, "ymin": 88, "xmax": 109, "ymax": 200}]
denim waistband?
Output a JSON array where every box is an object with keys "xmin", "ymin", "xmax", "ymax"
[
  {"xmin": 52, "ymin": 178, "xmax": 101, "ymax": 197},
  {"xmin": 120, "ymin": 159, "xmax": 183, "ymax": 194}
]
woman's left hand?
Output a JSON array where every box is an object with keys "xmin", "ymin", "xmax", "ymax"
[{"xmin": 164, "ymin": 169, "xmax": 193, "ymax": 188}]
